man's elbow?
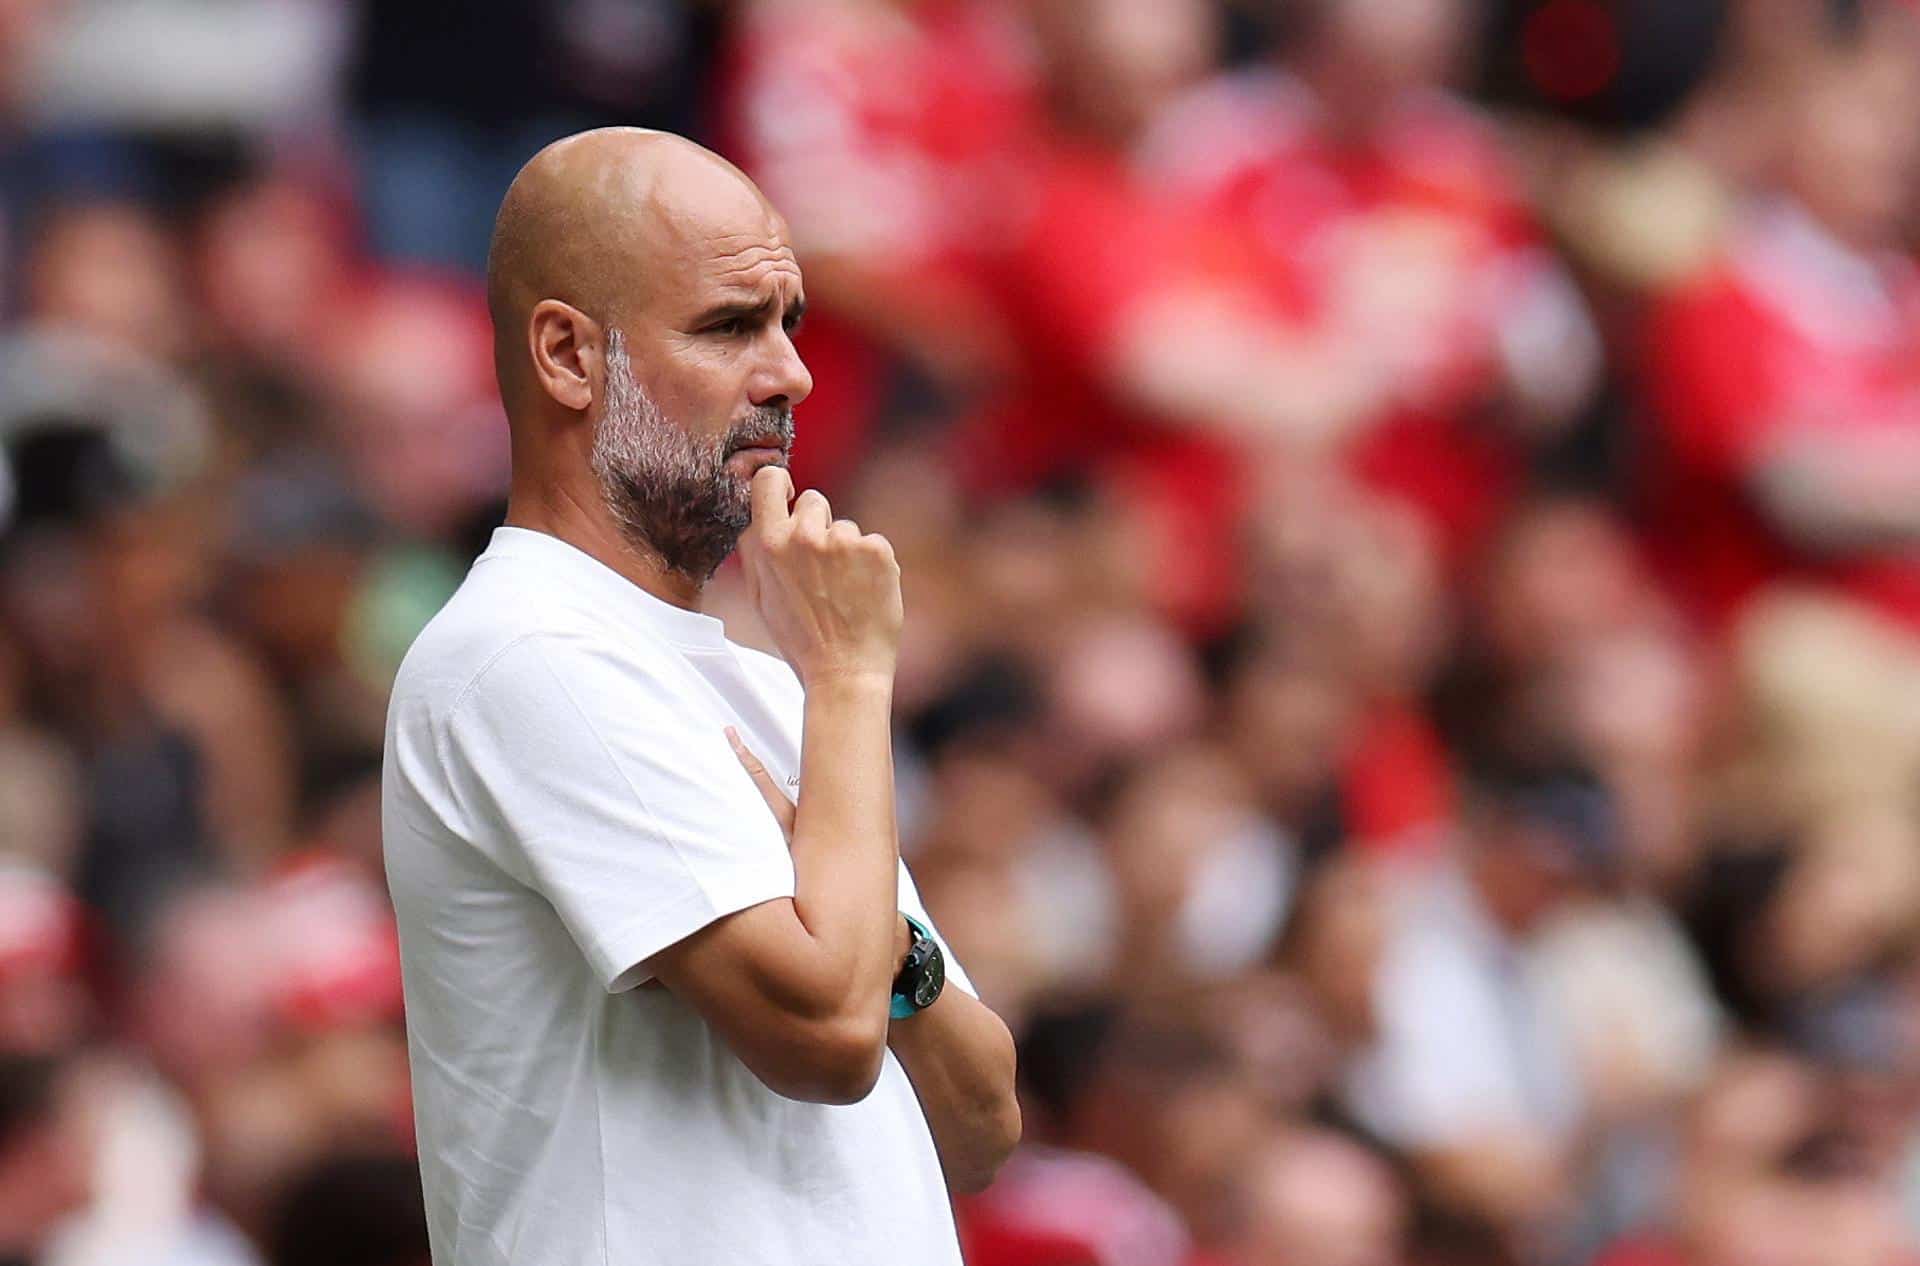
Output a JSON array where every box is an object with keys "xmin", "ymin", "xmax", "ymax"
[
  {"xmin": 761, "ymin": 1011, "xmax": 890, "ymax": 1105},
  {"xmin": 948, "ymin": 1093, "xmax": 1022, "ymax": 1194}
]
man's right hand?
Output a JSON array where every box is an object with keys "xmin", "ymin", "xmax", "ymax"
[{"xmin": 739, "ymin": 465, "xmax": 903, "ymax": 687}]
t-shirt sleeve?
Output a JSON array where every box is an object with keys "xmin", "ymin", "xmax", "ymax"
[
  {"xmin": 897, "ymin": 861, "xmax": 977, "ymax": 1000},
  {"xmin": 445, "ymin": 633, "xmax": 796, "ymax": 993}
]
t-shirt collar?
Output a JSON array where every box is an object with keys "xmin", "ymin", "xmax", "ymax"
[{"xmin": 481, "ymin": 526, "xmax": 731, "ymax": 650}]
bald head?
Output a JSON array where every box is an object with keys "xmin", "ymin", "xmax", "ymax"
[{"xmin": 485, "ymin": 128, "xmax": 788, "ymax": 406}]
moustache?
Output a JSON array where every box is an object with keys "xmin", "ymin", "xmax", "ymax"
[{"xmin": 722, "ymin": 408, "xmax": 796, "ymax": 457}]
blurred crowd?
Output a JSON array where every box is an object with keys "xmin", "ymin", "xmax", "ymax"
[{"xmin": 4, "ymin": 1, "xmax": 1920, "ymax": 1264}]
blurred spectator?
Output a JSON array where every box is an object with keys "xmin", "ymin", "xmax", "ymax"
[
  {"xmin": 1638, "ymin": 15, "xmax": 1920, "ymax": 841},
  {"xmin": 0, "ymin": 3, "xmax": 1918, "ymax": 1264},
  {"xmin": 22, "ymin": 201, "xmax": 191, "ymax": 363},
  {"xmin": 193, "ymin": 176, "xmax": 356, "ymax": 384},
  {"xmin": 968, "ymin": 1007, "xmax": 1258, "ymax": 1265},
  {"xmin": 0, "ymin": 1050, "xmax": 94, "ymax": 1266},
  {"xmin": 1143, "ymin": 0, "xmax": 1604, "ymax": 561},
  {"xmin": 1100, "ymin": 745, "xmax": 1294, "ymax": 996},
  {"xmin": 1234, "ymin": 1127, "xmax": 1408, "ymax": 1266},
  {"xmin": 952, "ymin": 0, "xmax": 1401, "ymax": 632},
  {"xmin": 721, "ymin": 0, "xmax": 1038, "ymax": 489},
  {"xmin": 0, "ymin": 865, "xmax": 87, "ymax": 1056},
  {"xmin": 349, "ymin": 0, "xmax": 717, "ymax": 272},
  {"xmin": 1640, "ymin": 23, "xmax": 1920, "ymax": 638},
  {"xmin": 1340, "ymin": 767, "xmax": 1610, "ymax": 1237}
]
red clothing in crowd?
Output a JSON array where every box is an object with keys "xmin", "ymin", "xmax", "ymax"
[
  {"xmin": 1142, "ymin": 70, "xmax": 1574, "ymax": 561},
  {"xmin": 1341, "ymin": 701, "xmax": 1456, "ymax": 859},
  {"xmin": 956, "ymin": 1145, "xmax": 1196, "ymax": 1266},
  {"xmin": 1640, "ymin": 201, "xmax": 1920, "ymax": 635},
  {"xmin": 953, "ymin": 139, "xmax": 1265, "ymax": 632},
  {"xmin": 723, "ymin": 5, "xmax": 1289, "ymax": 631},
  {"xmin": 718, "ymin": 0, "xmax": 1037, "ymax": 492},
  {"xmin": 1592, "ymin": 1240, "xmax": 1690, "ymax": 1266}
]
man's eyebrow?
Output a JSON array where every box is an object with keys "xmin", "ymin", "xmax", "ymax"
[{"xmin": 692, "ymin": 295, "xmax": 807, "ymax": 329}]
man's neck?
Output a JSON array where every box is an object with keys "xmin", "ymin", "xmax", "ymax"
[{"xmin": 504, "ymin": 481, "xmax": 707, "ymax": 613}]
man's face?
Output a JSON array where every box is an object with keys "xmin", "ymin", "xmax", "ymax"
[{"xmin": 591, "ymin": 200, "xmax": 811, "ymax": 580}]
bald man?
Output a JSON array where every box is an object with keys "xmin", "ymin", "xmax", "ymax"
[{"xmin": 382, "ymin": 130, "xmax": 1019, "ymax": 1266}]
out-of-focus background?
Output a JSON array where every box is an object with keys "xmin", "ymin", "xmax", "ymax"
[{"xmin": 3, "ymin": 1, "xmax": 1920, "ymax": 1263}]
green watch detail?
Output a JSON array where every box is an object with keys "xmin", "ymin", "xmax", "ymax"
[{"xmin": 890, "ymin": 913, "xmax": 946, "ymax": 1020}]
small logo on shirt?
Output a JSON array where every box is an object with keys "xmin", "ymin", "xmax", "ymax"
[{"xmin": 785, "ymin": 774, "xmax": 800, "ymax": 789}]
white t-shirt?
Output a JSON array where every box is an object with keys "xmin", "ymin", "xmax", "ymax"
[{"xmin": 382, "ymin": 526, "xmax": 970, "ymax": 1266}]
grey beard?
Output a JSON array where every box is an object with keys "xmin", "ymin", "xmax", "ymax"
[{"xmin": 591, "ymin": 331, "xmax": 793, "ymax": 583}]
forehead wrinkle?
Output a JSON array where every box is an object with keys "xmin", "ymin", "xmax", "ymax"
[
  {"xmin": 704, "ymin": 238, "xmax": 797, "ymax": 269},
  {"xmin": 703, "ymin": 247, "xmax": 803, "ymax": 294},
  {"xmin": 709, "ymin": 260, "xmax": 801, "ymax": 291}
]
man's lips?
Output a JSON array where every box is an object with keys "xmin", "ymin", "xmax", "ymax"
[{"xmin": 726, "ymin": 444, "xmax": 789, "ymax": 469}]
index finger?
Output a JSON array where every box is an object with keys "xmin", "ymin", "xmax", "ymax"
[{"xmin": 750, "ymin": 464, "xmax": 795, "ymax": 528}]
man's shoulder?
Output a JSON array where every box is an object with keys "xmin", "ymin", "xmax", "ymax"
[{"xmin": 391, "ymin": 563, "xmax": 665, "ymax": 719}]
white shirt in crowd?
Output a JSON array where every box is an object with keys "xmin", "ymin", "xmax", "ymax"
[
  {"xmin": 1344, "ymin": 864, "xmax": 1584, "ymax": 1149},
  {"xmin": 382, "ymin": 526, "xmax": 971, "ymax": 1266}
]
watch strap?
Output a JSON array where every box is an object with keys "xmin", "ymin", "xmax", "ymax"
[{"xmin": 890, "ymin": 913, "xmax": 941, "ymax": 1019}]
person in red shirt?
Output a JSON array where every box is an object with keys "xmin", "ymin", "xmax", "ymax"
[
  {"xmin": 1139, "ymin": 0, "xmax": 1602, "ymax": 563},
  {"xmin": 717, "ymin": 0, "xmax": 1040, "ymax": 493},
  {"xmin": 731, "ymin": 0, "xmax": 1423, "ymax": 632},
  {"xmin": 951, "ymin": 0, "xmax": 1409, "ymax": 633},
  {"xmin": 1638, "ymin": 29, "xmax": 1920, "ymax": 639}
]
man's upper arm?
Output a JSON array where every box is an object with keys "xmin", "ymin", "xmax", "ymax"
[{"xmin": 445, "ymin": 633, "xmax": 795, "ymax": 991}]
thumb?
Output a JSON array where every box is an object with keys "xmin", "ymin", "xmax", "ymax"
[{"xmin": 749, "ymin": 464, "xmax": 795, "ymax": 531}]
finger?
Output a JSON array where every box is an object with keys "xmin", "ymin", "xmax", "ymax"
[
  {"xmin": 791, "ymin": 488, "xmax": 832, "ymax": 535},
  {"xmin": 725, "ymin": 726, "xmax": 797, "ymax": 838},
  {"xmin": 750, "ymin": 465, "xmax": 795, "ymax": 529}
]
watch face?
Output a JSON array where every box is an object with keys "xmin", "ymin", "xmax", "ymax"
[{"xmin": 914, "ymin": 949, "xmax": 945, "ymax": 1009}]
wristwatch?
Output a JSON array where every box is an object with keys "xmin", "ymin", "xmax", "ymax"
[{"xmin": 890, "ymin": 913, "xmax": 946, "ymax": 1020}]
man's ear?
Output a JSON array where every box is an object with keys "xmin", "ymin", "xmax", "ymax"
[{"xmin": 528, "ymin": 299, "xmax": 600, "ymax": 412}]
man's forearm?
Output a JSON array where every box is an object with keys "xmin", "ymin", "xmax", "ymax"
[
  {"xmin": 788, "ymin": 673, "xmax": 902, "ymax": 1020},
  {"xmin": 890, "ymin": 984, "xmax": 1021, "ymax": 1194}
]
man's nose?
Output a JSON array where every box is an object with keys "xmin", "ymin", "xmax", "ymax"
[{"xmin": 749, "ymin": 330, "xmax": 813, "ymax": 410}]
